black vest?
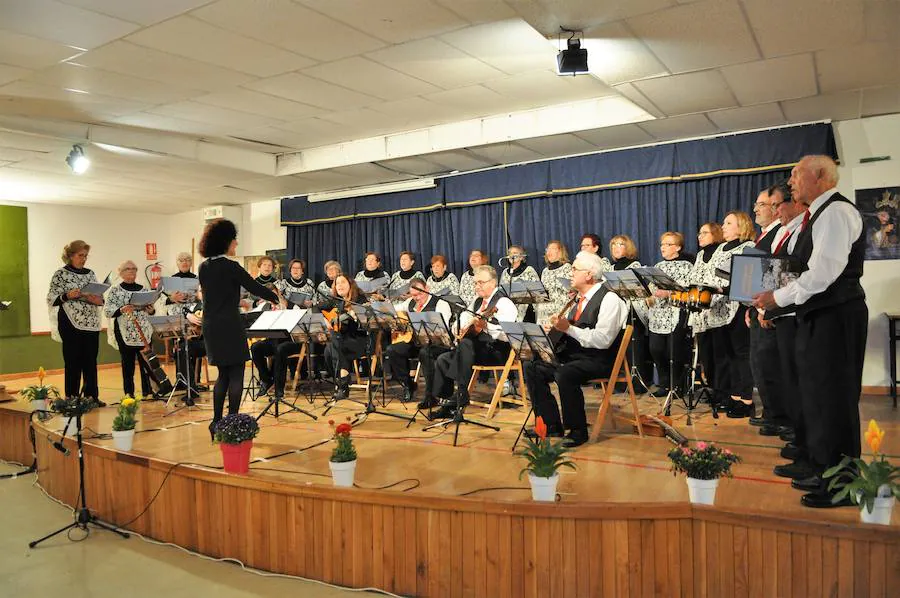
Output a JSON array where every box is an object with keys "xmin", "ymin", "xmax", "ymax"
[
  {"xmin": 792, "ymin": 193, "xmax": 866, "ymax": 315},
  {"xmin": 559, "ymin": 284, "xmax": 626, "ymax": 363},
  {"xmin": 407, "ymin": 295, "xmax": 439, "ymax": 313},
  {"xmin": 763, "ymin": 227, "xmax": 799, "ymax": 319},
  {"xmin": 472, "ymin": 290, "xmax": 503, "ymax": 313},
  {"xmin": 755, "ymin": 223, "xmax": 782, "ymax": 253}
]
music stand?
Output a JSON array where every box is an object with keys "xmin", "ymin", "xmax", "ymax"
[
  {"xmin": 248, "ymin": 310, "xmax": 316, "ymax": 421},
  {"xmin": 604, "ymin": 270, "xmax": 653, "ymax": 393},
  {"xmin": 501, "ymin": 280, "xmax": 550, "ymax": 305},
  {"xmin": 407, "ymin": 311, "xmax": 454, "ymax": 424},
  {"xmin": 502, "ymin": 322, "xmax": 558, "ymax": 452},
  {"xmin": 292, "ymin": 312, "xmax": 332, "ymax": 403},
  {"xmin": 432, "ymin": 289, "xmax": 466, "ymax": 334},
  {"xmin": 147, "ymin": 314, "xmax": 195, "ymax": 416}
]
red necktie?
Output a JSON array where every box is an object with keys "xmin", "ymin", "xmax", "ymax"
[
  {"xmin": 755, "ymin": 230, "xmax": 765, "ymax": 245},
  {"xmin": 773, "ymin": 231, "xmax": 792, "ymax": 254},
  {"xmin": 800, "ymin": 209, "xmax": 810, "ymax": 232},
  {"xmin": 574, "ymin": 295, "xmax": 586, "ymax": 320}
]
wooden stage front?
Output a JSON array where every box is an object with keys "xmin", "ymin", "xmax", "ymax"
[{"xmin": 1, "ymin": 367, "xmax": 898, "ymax": 597}]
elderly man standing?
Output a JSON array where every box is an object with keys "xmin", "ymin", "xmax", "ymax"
[
  {"xmin": 754, "ymin": 155, "xmax": 867, "ymax": 509},
  {"xmin": 523, "ymin": 251, "xmax": 628, "ymax": 447}
]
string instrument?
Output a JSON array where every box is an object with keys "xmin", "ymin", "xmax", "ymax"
[
  {"xmin": 457, "ymin": 306, "xmax": 498, "ymax": 341},
  {"xmin": 391, "ymin": 311, "xmax": 413, "ymax": 344},
  {"xmin": 128, "ymin": 311, "xmax": 174, "ymax": 395},
  {"xmin": 546, "ymin": 294, "xmax": 580, "ymax": 354},
  {"xmin": 634, "ymin": 414, "xmax": 688, "ymax": 446},
  {"xmin": 322, "ymin": 299, "xmax": 356, "ymax": 333}
]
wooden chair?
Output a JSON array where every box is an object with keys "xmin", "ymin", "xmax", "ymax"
[
  {"xmin": 589, "ymin": 325, "xmax": 644, "ymax": 442},
  {"xmin": 467, "ymin": 348, "xmax": 527, "ymax": 419},
  {"xmin": 194, "ymin": 356, "xmax": 211, "ymax": 387}
]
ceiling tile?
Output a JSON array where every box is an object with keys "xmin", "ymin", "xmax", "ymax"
[
  {"xmin": 296, "ymin": 0, "xmax": 468, "ymax": 44},
  {"xmin": 423, "ymin": 149, "xmax": 495, "ymax": 171},
  {"xmin": 433, "ymin": 0, "xmax": 518, "ymax": 23},
  {"xmin": 816, "ymin": 41, "xmax": 900, "ymax": 94},
  {"xmin": 0, "ymin": 80, "xmax": 152, "ymax": 115},
  {"xmin": 313, "ymin": 107, "xmax": 429, "ymax": 139},
  {"xmin": 193, "ymin": 89, "xmax": 324, "ymax": 121},
  {"xmin": 424, "ymin": 85, "xmax": 516, "ymax": 117},
  {"xmin": 574, "ymin": 123, "xmax": 656, "ymax": 149},
  {"xmin": 627, "ymin": 0, "xmax": 759, "ymax": 73},
  {"xmin": 125, "ymin": 16, "xmax": 314, "ymax": 77},
  {"xmin": 611, "ymin": 82, "xmax": 665, "ymax": 118},
  {"xmin": 517, "ymin": 133, "xmax": 598, "ymax": 157},
  {"xmin": 376, "ymin": 155, "xmax": 450, "ymax": 176},
  {"xmin": 860, "ymin": 86, "xmax": 900, "ymax": 118},
  {"xmin": 510, "ymin": 0, "xmax": 674, "ymax": 34},
  {"xmin": 75, "ymin": 41, "xmax": 255, "ymax": 91},
  {"xmin": 226, "ymin": 127, "xmax": 310, "ymax": 149},
  {"xmin": 368, "ymin": 97, "xmax": 463, "ymax": 124},
  {"xmin": 247, "ymin": 73, "xmax": 380, "ymax": 111},
  {"xmin": 300, "ymin": 57, "xmax": 441, "ymax": 101},
  {"xmin": 864, "ymin": 0, "xmax": 900, "ymax": 43},
  {"xmin": 580, "ymin": 21, "xmax": 669, "ymax": 85},
  {"xmin": 440, "ymin": 19, "xmax": 558, "ymax": 75},
  {"xmin": 638, "ymin": 113, "xmax": 719, "ymax": 140},
  {"xmin": 721, "ymin": 53, "xmax": 817, "ymax": 105},
  {"xmin": 108, "ymin": 112, "xmax": 231, "ymax": 136},
  {"xmin": 0, "ymin": 0, "xmax": 139, "ymax": 49},
  {"xmin": 743, "ymin": 0, "xmax": 865, "ymax": 58},
  {"xmin": 464, "ymin": 142, "xmax": 544, "ymax": 166},
  {"xmin": 26, "ymin": 62, "xmax": 206, "ymax": 104},
  {"xmin": 632, "ymin": 71, "xmax": 737, "ymax": 115},
  {"xmin": 57, "ymin": 0, "xmax": 215, "ymax": 25},
  {"xmin": 148, "ymin": 101, "xmax": 286, "ymax": 129},
  {"xmin": 0, "ymin": 30, "xmax": 84, "ymax": 69},
  {"xmin": 191, "ymin": 0, "xmax": 386, "ymax": 61},
  {"xmin": 367, "ymin": 37, "xmax": 504, "ymax": 90},
  {"xmin": 0, "ymin": 64, "xmax": 31, "ymax": 86},
  {"xmin": 706, "ymin": 103, "xmax": 786, "ymax": 132},
  {"xmin": 483, "ymin": 70, "xmax": 614, "ymax": 105},
  {"xmin": 780, "ymin": 91, "xmax": 861, "ymax": 122},
  {"xmin": 278, "ymin": 117, "xmax": 362, "ymax": 147}
]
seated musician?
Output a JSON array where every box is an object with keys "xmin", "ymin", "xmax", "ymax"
[
  {"xmin": 251, "ymin": 256, "xmax": 278, "ymax": 306},
  {"xmin": 317, "ymin": 260, "xmax": 342, "ymax": 300},
  {"xmin": 383, "ymin": 280, "xmax": 453, "ymax": 405},
  {"xmin": 322, "ymin": 274, "xmax": 369, "ymax": 401},
  {"xmin": 104, "ymin": 260, "xmax": 156, "ymax": 400},
  {"xmin": 523, "ymin": 251, "xmax": 628, "ymax": 447},
  {"xmin": 167, "ymin": 252, "xmax": 205, "ymax": 402},
  {"xmin": 430, "ymin": 265, "xmax": 518, "ymax": 419}
]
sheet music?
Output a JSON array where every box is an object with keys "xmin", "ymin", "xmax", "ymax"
[
  {"xmin": 728, "ymin": 254, "xmax": 800, "ymax": 303},
  {"xmin": 249, "ymin": 309, "xmax": 306, "ymax": 332},
  {"xmin": 80, "ymin": 282, "xmax": 110, "ymax": 295},
  {"xmin": 356, "ymin": 276, "xmax": 390, "ymax": 294},
  {"xmin": 161, "ymin": 276, "xmax": 199, "ymax": 300},
  {"xmin": 129, "ymin": 289, "xmax": 161, "ymax": 306}
]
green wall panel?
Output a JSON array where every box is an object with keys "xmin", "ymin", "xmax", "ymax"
[
  {"xmin": 0, "ymin": 205, "xmax": 30, "ymax": 337},
  {"xmin": 0, "ymin": 334, "xmax": 121, "ymax": 375}
]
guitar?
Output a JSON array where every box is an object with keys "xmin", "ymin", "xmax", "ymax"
[
  {"xmin": 546, "ymin": 294, "xmax": 580, "ymax": 355},
  {"xmin": 635, "ymin": 414, "xmax": 688, "ymax": 446},
  {"xmin": 391, "ymin": 311, "xmax": 413, "ymax": 344},
  {"xmin": 457, "ymin": 306, "xmax": 498, "ymax": 341},
  {"xmin": 129, "ymin": 311, "xmax": 174, "ymax": 395}
]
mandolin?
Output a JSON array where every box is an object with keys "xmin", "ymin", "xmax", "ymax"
[
  {"xmin": 129, "ymin": 311, "xmax": 174, "ymax": 395},
  {"xmin": 456, "ymin": 306, "xmax": 498, "ymax": 341},
  {"xmin": 546, "ymin": 294, "xmax": 580, "ymax": 353},
  {"xmin": 634, "ymin": 414, "xmax": 688, "ymax": 446},
  {"xmin": 391, "ymin": 311, "xmax": 413, "ymax": 344}
]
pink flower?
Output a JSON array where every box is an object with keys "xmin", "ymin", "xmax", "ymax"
[
  {"xmin": 724, "ymin": 449, "xmax": 732, "ymax": 455},
  {"xmin": 696, "ymin": 441, "xmax": 707, "ymax": 450}
]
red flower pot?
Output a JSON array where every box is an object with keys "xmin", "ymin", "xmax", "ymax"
[{"xmin": 220, "ymin": 440, "xmax": 253, "ymax": 474}]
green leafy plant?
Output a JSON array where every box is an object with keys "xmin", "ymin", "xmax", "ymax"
[
  {"xmin": 112, "ymin": 397, "xmax": 140, "ymax": 432},
  {"xmin": 329, "ymin": 418, "xmax": 357, "ymax": 463},
  {"xmin": 668, "ymin": 441, "xmax": 741, "ymax": 480},
  {"xmin": 824, "ymin": 420, "xmax": 899, "ymax": 512},
  {"xmin": 213, "ymin": 413, "xmax": 260, "ymax": 444},
  {"xmin": 51, "ymin": 395, "xmax": 99, "ymax": 417},
  {"xmin": 19, "ymin": 367, "xmax": 60, "ymax": 403},
  {"xmin": 518, "ymin": 417, "xmax": 576, "ymax": 479}
]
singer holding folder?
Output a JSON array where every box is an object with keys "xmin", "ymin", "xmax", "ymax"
[
  {"xmin": 198, "ymin": 220, "xmax": 279, "ymax": 439},
  {"xmin": 104, "ymin": 260, "xmax": 156, "ymax": 399},
  {"xmin": 47, "ymin": 240, "xmax": 106, "ymax": 405}
]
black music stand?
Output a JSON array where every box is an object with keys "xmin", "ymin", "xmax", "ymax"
[
  {"xmin": 146, "ymin": 314, "xmax": 195, "ymax": 416},
  {"xmin": 407, "ymin": 310, "xmax": 454, "ymax": 424},
  {"xmin": 239, "ymin": 311, "xmax": 265, "ymax": 405},
  {"xmin": 501, "ymin": 280, "xmax": 550, "ymax": 305},
  {"xmin": 502, "ymin": 322, "xmax": 558, "ymax": 452},
  {"xmin": 292, "ymin": 311, "xmax": 332, "ymax": 404}
]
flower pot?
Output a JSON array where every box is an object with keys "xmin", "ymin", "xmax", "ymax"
[
  {"xmin": 528, "ymin": 472, "xmax": 559, "ymax": 502},
  {"xmin": 111, "ymin": 429, "xmax": 135, "ymax": 451},
  {"xmin": 686, "ymin": 477, "xmax": 719, "ymax": 505},
  {"xmin": 329, "ymin": 459, "xmax": 357, "ymax": 487},
  {"xmin": 31, "ymin": 399, "xmax": 46, "ymax": 412},
  {"xmin": 220, "ymin": 440, "xmax": 253, "ymax": 474},
  {"xmin": 59, "ymin": 419, "xmax": 78, "ymax": 437}
]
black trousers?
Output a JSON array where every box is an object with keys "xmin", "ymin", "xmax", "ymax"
[
  {"xmin": 433, "ymin": 335, "xmax": 509, "ymax": 399},
  {"xmin": 272, "ymin": 341, "xmax": 302, "ymax": 396},
  {"xmin": 630, "ymin": 315, "xmax": 654, "ymax": 384},
  {"xmin": 115, "ymin": 325, "xmax": 152, "ymax": 398},
  {"xmin": 696, "ymin": 330, "xmax": 715, "ymax": 389},
  {"xmin": 58, "ymin": 309, "xmax": 99, "ymax": 399},
  {"xmin": 175, "ymin": 337, "xmax": 206, "ymax": 390},
  {"xmin": 710, "ymin": 306, "xmax": 753, "ymax": 400},
  {"xmin": 250, "ymin": 338, "xmax": 283, "ymax": 385},
  {"xmin": 774, "ymin": 316, "xmax": 806, "ymax": 454},
  {"xmin": 324, "ymin": 333, "xmax": 368, "ymax": 377},
  {"xmin": 748, "ymin": 312, "xmax": 788, "ymax": 424},
  {"xmin": 648, "ymin": 322, "xmax": 689, "ymax": 391},
  {"xmin": 795, "ymin": 299, "xmax": 867, "ymax": 472},
  {"xmin": 212, "ymin": 363, "xmax": 244, "ymax": 422},
  {"xmin": 384, "ymin": 341, "xmax": 448, "ymax": 398},
  {"xmin": 524, "ymin": 355, "xmax": 611, "ymax": 433}
]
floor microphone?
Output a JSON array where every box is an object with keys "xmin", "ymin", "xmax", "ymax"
[{"xmin": 51, "ymin": 437, "xmax": 70, "ymax": 456}]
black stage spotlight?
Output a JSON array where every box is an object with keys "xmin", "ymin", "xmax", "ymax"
[
  {"xmin": 557, "ymin": 36, "xmax": 588, "ymax": 76},
  {"xmin": 65, "ymin": 144, "xmax": 90, "ymax": 174}
]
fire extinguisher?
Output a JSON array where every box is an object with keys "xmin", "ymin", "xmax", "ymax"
[{"xmin": 146, "ymin": 262, "xmax": 163, "ymax": 290}]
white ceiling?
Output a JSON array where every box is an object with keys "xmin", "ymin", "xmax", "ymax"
[{"xmin": 0, "ymin": 0, "xmax": 897, "ymax": 213}]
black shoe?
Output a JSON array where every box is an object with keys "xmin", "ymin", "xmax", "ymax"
[
  {"xmin": 95, "ymin": 399, "xmax": 107, "ymax": 408},
  {"xmin": 800, "ymin": 491, "xmax": 854, "ymax": 509},
  {"xmin": 524, "ymin": 424, "xmax": 564, "ymax": 440},
  {"xmin": 208, "ymin": 421, "xmax": 218, "ymax": 442},
  {"xmin": 401, "ymin": 381, "xmax": 417, "ymax": 403},
  {"xmin": 452, "ymin": 389, "xmax": 470, "ymax": 409},
  {"xmin": 781, "ymin": 443, "xmax": 805, "ymax": 461},
  {"xmin": 773, "ymin": 460, "xmax": 815, "ymax": 480},
  {"xmin": 417, "ymin": 395, "xmax": 439, "ymax": 410},
  {"xmin": 791, "ymin": 475, "xmax": 825, "ymax": 493},
  {"xmin": 650, "ymin": 387, "xmax": 669, "ymax": 398},
  {"xmin": 778, "ymin": 427, "xmax": 796, "ymax": 442},
  {"xmin": 256, "ymin": 381, "xmax": 272, "ymax": 398},
  {"xmin": 758, "ymin": 423, "xmax": 783, "ymax": 436},
  {"xmin": 726, "ymin": 400, "xmax": 754, "ymax": 418},
  {"xmin": 429, "ymin": 402, "xmax": 456, "ymax": 420},
  {"xmin": 196, "ymin": 384, "xmax": 209, "ymax": 392},
  {"xmin": 749, "ymin": 415, "xmax": 769, "ymax": 427},
  {"xmin": 562, "ymin": 428, "xmax": 589, "ymax": 448}
]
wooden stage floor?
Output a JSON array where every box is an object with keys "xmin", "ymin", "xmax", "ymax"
[{"xmin": 2, "ymin": 365, "xmax": 899, "ymax": 597}]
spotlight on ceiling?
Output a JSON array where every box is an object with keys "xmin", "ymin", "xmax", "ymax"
[
  {"xmin": 556, "ymin": 31, "xmax": 588, "ymax": 76},
  {"xmin": 65, "ymin": 145, "xmax": 90, "ymax": 174}
]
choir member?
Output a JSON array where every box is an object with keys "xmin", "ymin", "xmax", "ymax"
[
  {"xmin": 426, "ymin": 254, "xmax": 459, "ymax": 296},
  {"xmin": 355, "ymin": 251, "xmax": 388, "ymax": 283},
  {"xmin": 579, "ymin": 233, "xmax": 612, "ymax": 272},
  {"xmin": 499, "ymin": 245, "xmax": 539, "ymax": 322},
  {"xmin": 388, "ymin": 251, "xmax": 425, "ymax": 294},
  {"xmin": 609, "ymin": 234, "xmax": 653, "ymax": 387},
  {"xmin": 251, "ymin": 256, "xmax": 278, "ymax": 305},
  {"xmin": 105, "ymin": 260, "xmax": 155, "ymax": 399},
  {"xmin": 459, "ymin": 249, "xmax": 488, "ymax": 306},
  {"xmin": 167, "ymin": 252, "xmax": 205, "ymax": 401},
  {"xmin": 317, "ymin": 260, "xmax": 342, "ymax": 300},
  {"xmin": 535, "ymin": 240, "xmax": 573, "ymax": 326}
]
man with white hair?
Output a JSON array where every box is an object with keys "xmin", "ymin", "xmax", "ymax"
[
  {"xmin": 754, "ymin": 155, "xmax": 867, "ymax": 509},
  {"xmin": 524, "ymin": 251, "xmax": 628, "ymax": 447}
]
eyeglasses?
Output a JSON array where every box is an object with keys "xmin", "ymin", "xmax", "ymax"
[
  {"xmin": 473, "ymin": 279, "xmax": 490, "ymax": 286},
  {"xmin": 611, "ymin": 241, "xmax": 626, "ymax": 246},
  {"xmin": 660, "ymin": 242, "xmax": 679, "ymax": 247},
  {"xmin": 122, "ymin": 267, "xmax": 137, "ymax": 271}
]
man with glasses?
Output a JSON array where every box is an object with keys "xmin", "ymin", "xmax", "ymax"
[
  {"xmin": 430, "ymin": 265, "xmax": 517, "ymax": 419},
  {"xmin": 523, "ymin": 252, "xmax": 628, "ymax": 447}
]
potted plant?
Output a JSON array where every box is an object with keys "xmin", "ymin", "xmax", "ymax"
[
  {"xmin": 213, "ymin": 413, "xmax": 259, "ymax": 474},
  {"xmin": 328, "ymin": 418, "xmax": 357, "ymax": 487},
  {"xmin": 668, "ymin": 441, "xmax": 741, "ymax": 505},
  {"xmin": 19, "ymin": 367, "xmax": 60, "ymax": 412},
  {"xmin": 111, "ymin": 397, "xmax": 140, "ymax": 451},
  {"xmin": 518, "ymin": 417, "xmax": 576, "ymax": 501},
  {"xmin": 824, "ymin": 420, "xmax": 898, "ymax": 525},
  {"xmin": 51, "ymin": 395, "xmax": 99, "ymax": 437}
]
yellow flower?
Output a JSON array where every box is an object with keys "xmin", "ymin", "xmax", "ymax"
[
  {"xmin": 38, "ymin": 367, "xmax": 46, "ymax": 384},
  {"xmin": 121, "ymin": 398, "xmax": 135, "ymax": 407},
  {"xmin": 864, "ymin": 419, "xmax": 884, "ymax": 454}
]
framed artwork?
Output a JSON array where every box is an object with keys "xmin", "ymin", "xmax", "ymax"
[{"xmin": 855, "ymin": 187, "xmax": 899, "ymax": 260}]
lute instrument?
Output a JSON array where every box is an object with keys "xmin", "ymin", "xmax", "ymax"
[
  {"xmin": 128, "ymin": 310, "xmax": 174, "ymax": 395},
  {"xmin": 546, "ymin": 294, "xmax": 580, "ymax": 355},
  {"xmin": 634, "ymin": 414, "xmax": 688, "ymax": 446},
  {"xmin": 457, "ymin": 306, "xmax": 498, "ymax": 341}
]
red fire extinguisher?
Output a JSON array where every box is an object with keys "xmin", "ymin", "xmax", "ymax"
[{"xmin": 146, "ymin": 262, "xmax": 163, "ymax": 290}]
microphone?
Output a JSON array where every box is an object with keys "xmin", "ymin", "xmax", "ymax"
[
  {"xmin": 498, "ymin": 253, "xmax": 527, "ymax": 266},
  {"xmin": 51, "ymin": 436, "xmax": 70, "ymax": 456}
]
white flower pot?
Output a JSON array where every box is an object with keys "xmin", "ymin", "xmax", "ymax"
[
  {"xmin": 60, "ymin": 419, "xmax": 78, "ymax": 437},
  {"xmin": 686, "ymin": 477, "xmax": 719, "ymax": 505},
  {"xmin": 329, "ymin": 459, "xmax": 357, "ymax": 487},
  {"xmin": 31, "ymin": 399, "xmax": 46, "ymax": 412},
  {"xmin": 528, "ymin": 473, "xmax": 559, "ymax": 502},
  {"xmin": 112, "ymin": 429, "xmax": 135, "ymax": 452},
  {"xmin": 859, "ymin": 485, "xmax": 895, "ymax": 525}
]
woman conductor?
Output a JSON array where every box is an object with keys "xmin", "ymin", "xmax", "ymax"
[{"xmin": 198, "ymin": 220, "xmax": 279, "ymax": 439}]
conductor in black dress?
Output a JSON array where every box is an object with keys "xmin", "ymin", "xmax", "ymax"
[{"xmin": 198, "ymin": 220, "xmax": 279, "ymax": 439}]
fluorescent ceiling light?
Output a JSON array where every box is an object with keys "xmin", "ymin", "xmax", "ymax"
[{"xmin": 306, "ymin": 178, "xmax": 436, "ymax": 203}]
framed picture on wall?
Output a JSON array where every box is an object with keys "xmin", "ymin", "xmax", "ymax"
[
  {"xmin": 266, "ymin": 248, "xmax": 288, "ymax": 275},
  {"xmin": 855, "ymin": 187, "xmax": 900, "ymax": 260}
]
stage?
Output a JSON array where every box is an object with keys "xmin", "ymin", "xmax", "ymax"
[{"xmin": 1, "ymin": 366, "xmax": 898, "ymax": 597}]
